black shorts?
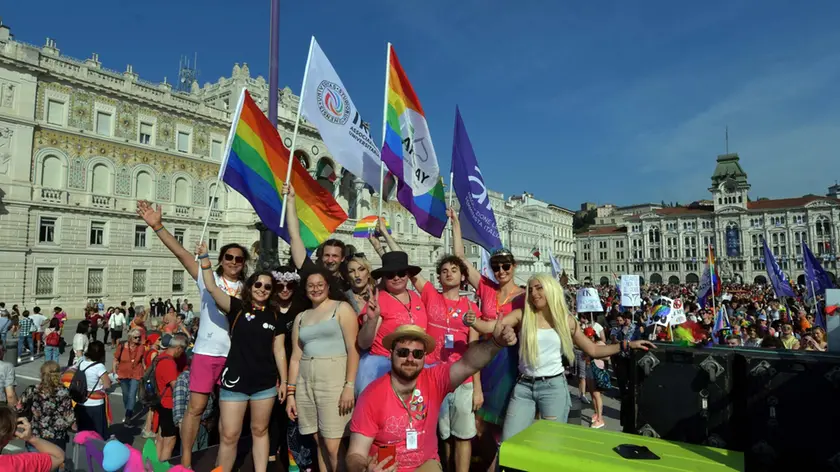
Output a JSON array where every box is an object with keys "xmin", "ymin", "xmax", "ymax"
[
  {"xmin": 111, "ymin": 330, "xmax": 123, "ymax": 340},
  {"xmin": 156, "ymin": 407, "xmax": 177, "ymax": 437}
]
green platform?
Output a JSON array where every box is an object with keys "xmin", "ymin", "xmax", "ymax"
[{"xmin": 500, "ymin": 421, "xmax": 744, "ymax": 472}]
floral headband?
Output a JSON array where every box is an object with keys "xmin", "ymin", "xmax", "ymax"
[{"xmin": 271, "ymin": 271, "xmax": 300, "ymax": 284}]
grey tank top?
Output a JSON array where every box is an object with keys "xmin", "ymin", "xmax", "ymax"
[{"xmin": 298, "ymin": 303, "xmax": 347, "ymax": 357}]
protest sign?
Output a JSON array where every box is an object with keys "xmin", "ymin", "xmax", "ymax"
[
  {"xmin": 620, "ymin": 275, "xmax": 641, "ymax": 306},
  {"xmin": 577, "ymin": 288, "xmax": 604, "ymax": 313}
]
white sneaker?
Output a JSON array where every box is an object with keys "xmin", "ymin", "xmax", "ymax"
[{"xmin": 580, "ymin": 395, "xmax": 591, "ymax": 404}]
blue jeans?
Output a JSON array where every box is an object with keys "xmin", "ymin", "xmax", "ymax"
[
  {"xmin": 355, "ymin": 352, "xmax": 391, "ymax": 397},
  {"xmin": 119, "ymin": 379, "xmax": 140, "ymax": 414},
  {"xmin": 44, "ymin": 346, "xmax": 60, "ymax": 362},
  {"xmin": 501, "ymin": 374, "xmax": 571, "ymax": 442},
  {"xmin": 17, "ymin": 334, "xmax": 33, "ymax": 358}
]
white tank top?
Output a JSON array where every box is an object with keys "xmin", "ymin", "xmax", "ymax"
[{"xmin": 519, "ymin": 328, "xmax": 565, "ymax": 377}]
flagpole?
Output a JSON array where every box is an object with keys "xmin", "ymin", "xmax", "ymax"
[
  {"xmin": 444, "ymin": 170, "xmax": 454, "ymax": 251},
  {"xmin": 279, "ymin": 36, "xmax": 315, "ymax": 227},
  {"xmin": 378, "ymin": 42, "xmax": 393, "ymax": 219},
  {"xmin": 196, "ymin": 87, "xmax": 247, "ymax": 249},
  {"xmin": 709, "ymin": 244, "xmax": 717, "ymax": 320}
]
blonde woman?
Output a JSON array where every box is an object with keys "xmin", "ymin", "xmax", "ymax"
[
  {"xmin": 15, "ymin": 361, "xmax": 75, "ymax": 453},
  {"xmin": 465, "ymin": 274, "xmax": 655, "ymax": 440},
  {"xmin": 345, "ymin": 255, "xmax": 375, "ymax": 314}
]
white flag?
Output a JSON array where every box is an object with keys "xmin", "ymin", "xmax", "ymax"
[
  {"xmin": 301, "ymin": 37, "xmax": 382, "ymax": 191},
  {"xmin": 548, "ymin": 249, "xmax": 562, "ymax": 278},
  {"xmin": 480, "ymin": 247, "xmax": 499, "ymax": 284}
]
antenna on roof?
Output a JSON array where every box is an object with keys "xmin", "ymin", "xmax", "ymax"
[
  {"xmin": 176, "ymin": 54, "xmax": 199, "ymax": 93},
  {"xmin": 725, "ymin": 125, "xmax": 729, "ymax": 154}
]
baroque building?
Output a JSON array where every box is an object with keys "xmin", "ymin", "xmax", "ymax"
[
  {"xmin": 0, "ymin": 22, "xmax": 576, "ymax": 314},
  {"xmin": 575, "ymin": 153, "xmax": 839, "ymax": 287}
]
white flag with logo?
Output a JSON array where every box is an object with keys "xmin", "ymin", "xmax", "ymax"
[
  {"xmin": 480, "ymin": 247, "xmax": 499, "ymax": 284},
  {"xmin": 301, "ymin": 37, "xmax": 382, "ymax": 191}
]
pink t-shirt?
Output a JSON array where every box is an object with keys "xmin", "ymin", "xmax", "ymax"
[
  {"xmin": 365, "ymin": 290, "xmax": 428, "ymax": 357},
  {"xmin": 350, "ymin": 364, "xmax": 454, "ymax": 472},
  {"xmin": 0, "ymin": 452, "xmax": 53, "ymax": 472},
  {"xmin": 421, "ymin": 284, "xmax": 478, "ymax": 369},
  {"xmin": 476, "ymin": 276, "xmax": 525, "ymax": 321}
]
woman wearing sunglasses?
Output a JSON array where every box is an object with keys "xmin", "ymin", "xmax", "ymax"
[
  {"xmin": 196, "ymin": 242, "xmax": 288, "ymax": 472},
  {"xmin": 286, "ymin": 268, "xmax": 359, "ymax": 472},
  {"xmin": 355, "ymin": 250, "xmax": 428, "ymax": 398},
  {"xmin": 137, "ymin": 200, "xmax": 250, "ymax": 469},
  {"xmin": 112, "ymin": 328, "xmax": 146, "ymax": 423}
]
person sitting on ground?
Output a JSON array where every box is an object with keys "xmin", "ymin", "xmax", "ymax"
[{"xmin": 0, "ymin": 406, "xmax": 65, "ymax": 471}]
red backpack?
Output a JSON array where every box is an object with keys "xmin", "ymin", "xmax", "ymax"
[{"xmin": 45, "ymin": 331, "xmax": 60, "ymax": 347}]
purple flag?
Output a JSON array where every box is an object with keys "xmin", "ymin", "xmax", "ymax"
[
  {"xmin": 762, "ymin": 239, "xmax": 796, "ymax": 298},
  {"xmin": 451, "ymin": 107, "xmax": 502, "ymax": 251}
]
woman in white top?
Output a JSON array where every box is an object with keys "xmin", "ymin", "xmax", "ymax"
[
  {"xmin": 466, "ymin": 274, "xmax": 655, "ymax": 440},
  {"xmin": 74, "ymin": 341, "xmax": 112, "ymax": 438},
  {"xmin": 69, "ymin": 320, "xmax": 91, "ymax": 367}
]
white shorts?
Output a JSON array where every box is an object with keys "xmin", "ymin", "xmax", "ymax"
[{"xmin": 439, "ymin": 382, "xmax": 476, "ymax": 440}]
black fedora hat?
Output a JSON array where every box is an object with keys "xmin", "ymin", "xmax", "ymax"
[{"xmin": 371, "ymin": 251, "xmax": 422, "ymax": 279}]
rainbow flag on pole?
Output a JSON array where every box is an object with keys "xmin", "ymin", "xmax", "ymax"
[
  {"xmin": 353, "ymin": 215, "xmax": 391, "ymax": 238},
  {"xmin": 380, "ymin": 45, "xmax": 447, "ymax": 237},
  {"xmin": 220, "ymin": 89, "xmax": 347, "ymax": 249},
  {"xmin": 697, "ymin": 245, "xmax": 722, "ymax": 307}
]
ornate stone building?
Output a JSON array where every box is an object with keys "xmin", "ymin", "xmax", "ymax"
[
  {"xmin": 575, "ymin": 153, "xmax": 839, "ymax": 287},
  {"xmin": 0, "ymin": 23, "xmax": 576, "ymax": 314}
]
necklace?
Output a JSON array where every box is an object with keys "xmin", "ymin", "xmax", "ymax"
[
  {"xmin": 387, "ymin": 291, "xmax": 416, "ymax": 323},
  {"xmin": 220, "ymin": 277, "xmax": 241, "ymax": 298}
]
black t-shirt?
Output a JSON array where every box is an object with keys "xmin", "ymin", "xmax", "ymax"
[
  {"xmin": 300, "ymin": 258, "xmax": 350, "ymax": 302},
  {"xmin": 222, "ymin": 297, "xmax": 287, "ymax": 394}
]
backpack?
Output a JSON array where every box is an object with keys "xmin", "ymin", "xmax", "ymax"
[
  {"xmin": 68, "ymin": 362, "xmax": 101, "ymax": 404},
  {"xmin": 45, "ymin": 331, "xmax": 60, "ymax": 347},
  {"xmin": 138, "ymin": 355, "xmax": 170, "ymax": 408}
]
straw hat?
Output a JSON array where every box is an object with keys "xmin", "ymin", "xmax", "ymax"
[{"xmin": 382, "ymin": 325, "xmax": 436, "ymax": 354}]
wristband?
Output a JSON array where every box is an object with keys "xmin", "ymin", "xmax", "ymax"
[
  {"xmin": 287, "ymin": 383, "xmax": 296, "ymax": 387},
  {"xmin": 201, "ymin": 265, "xmax": 213, "ymax": 271},
  {"xmin": 198, "ymin": 254, "xmax": 210, "ymax": 260},
  {"xmin": 153, "ymin": 225, "xmax": 164, "ymax": 233}
]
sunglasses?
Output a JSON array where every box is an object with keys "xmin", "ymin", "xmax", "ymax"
[
  {"xmin": 394, "ymin": 348, "xmax": 425, "ymax": 359},
  {"xmin": 491, "ymin": 263, "xmax": 512, "ymax": 273},
  {"xmin": 224, "ymin": 254, "xmax": 245, "ymax": 264},
  {"xmin": 386, "ymin": 271, "xmax": 408, "ymax": 280},
  {"xmin": 277, "ymin": 282, "xmax": 297, "ymax": 291},
  {"xmin": 253, "ymin": 281, "xmax": 273, "ymax": 291}
]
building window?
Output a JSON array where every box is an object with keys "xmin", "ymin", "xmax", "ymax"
[
  {"xmin": 209, "ymin": 195, "xmax": 219, "ymax": 209},
  {"xmin": 139, "ymin": 122, "xmax": 153, "ymax": 145},
  {"xmin": 46, "ymin": 99, "xmax": 65, "ymax": 125},
  {"xmin": 172, "ymin": 270, "xmax": 185, "ymax": 292},
  {"xmin": 132, "ymin": 269, "xmax": 147, "ymax": 293},
  {"xmin": 96, "ymin": 111, "xmax": 112, "ymax": 136},
  {"xmin": 209, "ymin": 231, "xmax": 219, "ymax": 252},
  {"xmin": 210, "ymin": 139, "xmax": 223, "ymax": 159},
  {"xmin": 39, "ymin": 217, "xmax": 56, "ymax": 243},
  {"xmin": 174, "ymin": 228, "xmax": 185, "ymax": 245},
  {"xmin": 89, "ymin": 221, "xmax": 105, "ymax": 246},
  {"xmin": 134, "ymin": 225, "xmax": 147, "ymax": 248},
  {"xmin": 87, "ymin": 268, "xmax": 104, "ymax": 295},
  {"xmin": 177, "ymin": 131, "xmax": 190, "ymax": 153},
  {"xmin": 35, "ymin": 268, "xmax": 55, "ymax": 295}
]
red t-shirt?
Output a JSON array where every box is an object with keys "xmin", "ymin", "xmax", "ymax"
[
  {"xmin": 350, "ymin": 364, "xmax": 454, "ymax": 472},
  {"xmin": 476, "ymin": 276, "xmax": 524, "ymax": 321},
  {"xmin": 421, "ymin": 284, "xmax": 477, "ymax": 370},
  {"xmin": 364, "ymin": 290, "xmax": 428, "ymax": 357},
  {"xmin": 154, "ymin": 353, "xmax": 180, "ymax": 409},
  {"xmin": 89, "ymin": 314, "xmax": 102, "ymax": 328},
  {"xmin": 0, "ymin": 452, "xmax": 53, "ymax": 471}
]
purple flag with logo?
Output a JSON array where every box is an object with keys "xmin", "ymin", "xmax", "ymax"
[
  {"xmin": 762, "ymin": 239, "xmax": 796, "ymax": 298},
  {"xmin": 451, "ymin": 107, "xmax": 502, "ymax": 251}
]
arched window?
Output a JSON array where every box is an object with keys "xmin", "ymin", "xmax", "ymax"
[
  {"xmin": 135, "ymin": 171, "xmax": 154, "ymax": 200},
  {"xmin": 208, "ymin": 183, "xmax": 224, "ymax": 209},
  {"xmin": 91, "ymin": 164, "xmax": 111, "ymax": 194},
  {"xmin": 816, "ymin": 216, "xmax": 831, "ymax": 237},
  {"xmin": 41, "ymin": 156, "xmax": 63, "ymax": 188},
  {"xmin": 396, "ymin": 214, "xmax": 403, "ymax": 233},
  {"xmin": 174, "ymin": 177, "xmax": 190, "ymax": 205}
]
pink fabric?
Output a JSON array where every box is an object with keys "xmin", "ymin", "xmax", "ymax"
[
  {"xmin": 350, "ymin": 364, "xmax": 453, "ymax": 472},
  {"xmin": 73, "ymin": 430, "xmax": 104, "ymax": 444},
  {"xmin": 189, "ymin": 353, "xmax": 227, "ymax": 394},
  {"xmin": 0, "ymin": 452, "xmax": 53, "ymax": 472},
  {"xmin": 421, "ymin": 284, "xmax": 478, "ymax": 371},
  {"xmin": 476, "ymin": 276, "xmax": 524, "ymax": 321},
  {"xmin": 368, "ymin": 290, "xmax": 427, "ymax": 357}
]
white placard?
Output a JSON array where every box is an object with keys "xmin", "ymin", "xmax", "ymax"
[
  {"xmin": 669, "ymin": 298, "xmax": 687, "ymax": 326},
  {"xmin": 826, "ymin": 289, "xmax": 840, "ymax": 354},
  {"xmin": 620, "ymin": 275, "xmax": 641, "ymax": 307},
  {"xmin": 576, "ymin": 288, "xmax": 604, "ymax": 313}
]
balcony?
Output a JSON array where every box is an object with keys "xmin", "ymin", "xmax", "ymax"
[
  {"xmin": 210, "ymin": 209, "xmax": 222, "ymax": 221},
  {"xmin": 91, "ymin": 194, "xmax": 113, "ymax": 209},
  {"xmin": 39, "ymin": 188, "xmax": 67, "ymax": 204},
  {"xmin": 175, "ymin": 205, "xmax": 192, "ymax": 218}
]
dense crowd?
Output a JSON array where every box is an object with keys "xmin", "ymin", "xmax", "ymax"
[{"xmin": 0, "ymin": 188, "xmax": 830, "ymax": 472}]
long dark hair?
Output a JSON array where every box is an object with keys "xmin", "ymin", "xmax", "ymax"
[
  {"xmin": 241, "ymin": 271, "xmax": 280, "ymax": 312},
  {"xmin": 216, "ymin": 243, "xmax": 251, "ymax": 281}
]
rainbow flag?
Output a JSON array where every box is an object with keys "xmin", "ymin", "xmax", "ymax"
[
  {"xmin": 221, "ymin": 90, "xmax": 347, "ymax": 249},
  {"xmin": 380, "ymin": 45, "xmax": 447, "ymax": 237},
  {"xmin": 697, "ymin": 245, "xmax": 722, "ymax": 307},
  {"xmin": 353, "ymin": 215, "xmax": 391, "ymax": 238}
]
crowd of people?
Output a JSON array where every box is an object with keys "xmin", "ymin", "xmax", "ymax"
[{"xmin": 0, "ymin": 188, "xmax": 830, "ymax": 472}]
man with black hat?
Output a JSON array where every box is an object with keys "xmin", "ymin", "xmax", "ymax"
[{"xmin": 346, "ymin": 320, "xmax": 517, "ymax": 472}]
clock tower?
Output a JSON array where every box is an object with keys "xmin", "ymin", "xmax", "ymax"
[{"xmin": 710, "ymin": 153, "xmax": 750, "ymax": 212}]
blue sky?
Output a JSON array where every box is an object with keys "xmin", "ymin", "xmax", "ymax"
[{"xmin": 5, "ymin": 0, "xmax": 840, "ymax": 210}]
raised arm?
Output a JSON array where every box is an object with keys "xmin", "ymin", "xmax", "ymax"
[
  {"xmin": 338, "ymin": 301, "xmax": 360, "ymax": 416},
  {"xmin": 464, "ymin": 308, "xmax": 522, "ymax": 335},
  {"xmin": 282, "ymin": 183, "xmax": 308, "ymax": 270},
  {"xmin": 357, "ymin": 291, "xmax": 382, "ymax": 350},
  {"xmin": 16, "ymin": 417, "xmax": 65, "ymax": 471},
  {"xmin": 137, "ymin": 200, "xmax": 199, "ymax": 281},
  {"xmin": 570, "ymin": 315, "xmax": 655, "ymax": 358},
  {"xmin": 450, "ymin": 315, "xmax": 517, "ymax": 389},
  {"xmin": 368, "ymin": 234, "xmax": 386, "ymax": 259},
  {"xmin": 196, "ymin": 242, "xmax": 232, "ymax": 313},
  {"xmin": 449, "ymin": 208, "xmax": 480, "ymax": 289},
  {"xmin": 377, "ymin": 216, "xmax": 402, "ymax": 252}
]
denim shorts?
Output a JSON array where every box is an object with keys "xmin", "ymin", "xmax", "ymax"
[{"xmin": 219, "ymin": 386, "xmax": 277, "ymax": 402}]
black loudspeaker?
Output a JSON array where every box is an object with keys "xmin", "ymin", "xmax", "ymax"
[
  {"xmin": 631, "ymin": 345, "xmax": 736, "ymax": 450},
  {"xmin": 736, "ymin": 349, "xmax": 840, "ymax": 471}
]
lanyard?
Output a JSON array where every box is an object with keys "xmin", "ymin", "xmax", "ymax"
[
  {"xmin": 388, "ymin": 292, "xmax": 415, "ymax": 324},
  {"xmin": 496, "ymin": 289, "xmax": 520, "ymax": 313},
  {"xmin": 220, "ymin": 277, "xmax": 241, "ymax": 298},
  {"xmin": 390, "ymin": 381, "xmax": 414, "ymax": 429}
]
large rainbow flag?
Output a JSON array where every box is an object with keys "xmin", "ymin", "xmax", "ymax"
[
  {"xmin": 697, "ymin": 245, "xmax": 722, "ymax": 307},
  {"xmin": 221, "ymin": 90, "xmax": 347, "ymax": 249},
  {"xmin": 380, "ymin": 45, "xmax": 447, "ymax": 237}
]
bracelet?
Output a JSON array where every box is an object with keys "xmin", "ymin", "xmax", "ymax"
[
  {"xmin": 287, "ymin": 383, "xmax": 296, "ymax": 387},
  {"xmin": 153, "ymin": 225, "xmax": 165, "ymax": 233},
  {"xmin": 198, "ymin": 254, "xmax": 210, "ymax": 260},
  {"xmin": 200, "ymin": 265, "xmax": 213, "ymax": 271},
  {"xmin": 344, "ymin": 381, "xmax": 354, "ymax": 388}
]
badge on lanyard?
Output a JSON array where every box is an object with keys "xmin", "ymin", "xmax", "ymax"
[
  {"xmin": 444, "ymin": 333, "xmax": 454, "ymax": 349},
  {"xmin": 406, "ymin": 428, "xmax": 418, "ymax": 450}
]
